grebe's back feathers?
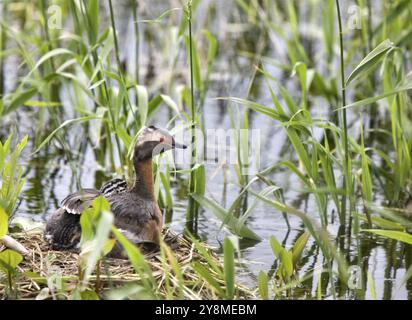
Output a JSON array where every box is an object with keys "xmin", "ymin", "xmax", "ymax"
[
  {"xmin": 100, "ymin": 178, "xmax": 128, "ymax": 197},
  {"xmin": 61, "ymin": 179, "xmax": 127, "ymax": 215}
]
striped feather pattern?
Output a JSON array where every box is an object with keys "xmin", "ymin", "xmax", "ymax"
[
  {"xmin": 61, "ymin": 188, "xmax": 100, "ymax": 215},
  {"xmin": 100, "ymin": 178, "xmax": 128, "ymax": 197},
  {"xmin": 61, "ymin": 179, "xmax": 127, "ymax": 215}
]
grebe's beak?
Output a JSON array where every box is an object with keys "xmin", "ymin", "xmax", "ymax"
[{"xmin": 172, "ymin": 140, "xmax": 187, "ymax": 149}]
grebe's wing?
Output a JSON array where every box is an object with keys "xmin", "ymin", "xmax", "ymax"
[
  {"xmin": 61, "ymin": 179, "xmax": 127, "ymax": 215},
  {"xmin": 61, "ymin": 188, "xmax": 101, "ymax": 215},
  {"xmin": 99, "ymin": 178, "xmax": 128, "ymax": 197}
]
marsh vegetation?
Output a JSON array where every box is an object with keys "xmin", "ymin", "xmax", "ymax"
[{"xmin": 1, "ymin": 0, "xmax": 412, "ymax": 300}]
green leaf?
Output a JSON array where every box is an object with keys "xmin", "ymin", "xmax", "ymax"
[
  {"xmin": 87, "ymin": 0, "xmax": 100, "ymax": 44},
  {"xmin": 79, "ymin": 206, "xmax": 114, "ymax": 289},
  {"xmin": 80, "ymin": 290, "xmax": 100, "ymax": 300},
  {"xmin": 6, "ymin": 87, "xmax": 38, "ymax": 114},
  {"xmin": 202, "ymin": 29, "xmax": 218, "ymax": 65},
  {"xmin": 360, "ymin": 123, "xmax": 372, "ymax": 225},
  {"xmin": 368, "ymin": 272, "xmax": 377, "ymax": 300},
  {"xmin": 0, "ymin": 249, "xmax": 23, "ymax": 273},
  {"xmin": 401, "ymin": 265, "xmax": 412, "ymax": 286},
  {"xmin": 291, "ymin": 62, "xmax": 308, "ymax": 109},
  {"xmin": 88, "ymin": 79, "xmax": 106, "ymax": 91},
  {"xmin": 0, "ymin": 135, "xmax": 28, "ymax": 215},
  {"xmin": 162, "ymin": 243, "xmax": 184, "ymax": 299},
  {"xmin": 102, "ymin": 70, "xmax": 121, "ymax": 83},
  {"xmin": 185, "ymin": 35, "xmax": 202, "ymax": 91},
  {"xmin": 373, "ymin": 0, "xmax": 410, "ymax": 37},
  {"xmin": 24, "ymin": 48, "xmax": 73, "ymax": 81},
  {"xmin": 106, "ymin": 284, "xmax": 151, "ymax": 300},
  {"xmin": 32, "ymin": 115, "xmax": 103, "ymax": 154},
  {"xmin": 136, "ymin": 85, "xmax": 148, "ymax": 126},
  {"xmin": 280, "ymin": 85, "xmax": 298, "ymax": 114},
  {"xmin": 342, "ymin": 71, "xmax": 412, "ymax": 109},
  {"xmin": 111, "ymin": 227, "xmax": 156, "ymax": 290},
  {"xmin": 218, "ymin": 97, "xmax": 284, "ymax": 121},
  {"xmin": 192, "ymin": 262, "xmax": 225, "ymax": 296},
  {"xmin": 191, "ymin": 193, "xmax": 261, "ymax": 241},
  {"xmin": 257, "ymin": 271, "xmax": 269, "ymax": 300},
  {"xmin": 194, "ymin": 164, "xmax": 206, "ymax": 196},
  {"xmin": 0, "ymin": 207, "xmax": 8, "ymax": 238},
  {"xmin": 147, "ymin": 95, "xmax": 162, "ymax": 117},
  {"xmin": 160, "ymin": 172, "xmax": 173, "ymax": 209},
  {"xmin": 362, "ymin": 229, "xmax": 412, "ymax": 245},
  {"xmin": 286, "ymin": 128, "xmax": 313, "ymax": 178},
  {"xmin": 102, "ymin": 239, "xmax": 116, "ymax": 256},
  {"xmin": 80, "ymin": 196, "xmax": 111, "ymax": 243},
  {"xmin": 291, "ymin": 232, "xmax": 309, "ymax": 267},
  {"xmin": 190, "ymin": 236, "xmax": 224, "ymax": 277},
  {"xmin": 116, "ymin": 127, "xmax": 132, "ymax": 150},
  {"xmin": 280, "ymin": 250, "xmax": 293, "ymax": 278},
  {"xmin": 365, "ymin": 216, "xmax": 404, "ymax": 231},
  {"xmin": 346, "ymin": 39, "xmax": 395, "ymax": 86},
  {"xmin": 23, "ymin": 100, "xmax": 61, "ymax": 108},
  {"xmin": 223, "ymin": 238, "xmax": 235, "ymax": 299},
  {"xmin": 269, "ymin": 235, "xmax": 283, "ymax": 259},
  {"xmin": 160, "ymin": 94, "xmax": 180, "ymax": 114}
]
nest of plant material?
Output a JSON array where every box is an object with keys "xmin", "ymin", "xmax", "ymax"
[{"xmin": 0, "ymin": 229, "xmax": 254, "ymax": 300}]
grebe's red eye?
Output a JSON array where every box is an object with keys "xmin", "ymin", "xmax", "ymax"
[{"xmin": 160, "ymin": 136, "xmax": 165, "ymax": 143}]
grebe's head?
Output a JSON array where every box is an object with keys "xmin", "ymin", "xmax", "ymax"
[{"xmin": 134, "ymin": 126, "xmax": 187, "ymax": 161}]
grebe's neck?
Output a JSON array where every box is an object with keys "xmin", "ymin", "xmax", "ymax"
[{"xmin": 132, "ymin": 158, "xmax": 155, "ymax": 200}]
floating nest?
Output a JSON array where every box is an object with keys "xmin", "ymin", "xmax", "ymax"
[{"xmin": 0, "ymin": 229, "xmax": 254, "ymax": 300}]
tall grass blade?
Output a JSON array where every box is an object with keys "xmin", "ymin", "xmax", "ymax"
[
  {"xmin": 362, "ymin": 229, "xmax": 412, "ymax": 245},
  {"xmin": 191, "ymin": 193, "xmax": 261, "ymax": 241},
  {"xmin": 223, "ymin": 238, "xmax": 235, "ymax": 299}
]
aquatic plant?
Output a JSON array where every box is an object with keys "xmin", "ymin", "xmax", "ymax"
[
  {"xmin": 0, "ymin": 135, "xmax": 28, "ymax": 216},
  {"xmin": 0, "ymin": 135, "xmax": 28, "ymax": 299},
  {"xmin": 0, "ymin": 0, "xmax": 412, "ymax": 300}
]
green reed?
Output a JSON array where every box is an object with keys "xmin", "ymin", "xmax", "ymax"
[
  {"xmin": 0, "ymin": 0, "xmax": 6, "ymax": 100},
  {"xmin": 335, "ymin": 0, "xmax": 350, "ymax": 228},
  {"xmin": 131, "ymin": 0, "xmax": 140, "ymax": 89},
  {"xmin": 185, "ymin": 0, "xmax": 200, "ymax": 234},
  {"xmin": 0, "ymin": 135, "xmax": 28, "ymax": 299}
]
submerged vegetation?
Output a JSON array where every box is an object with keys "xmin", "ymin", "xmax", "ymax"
[{"xmin": 0, "ymin": 0, "xmax": 412, "ymax": 300}]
